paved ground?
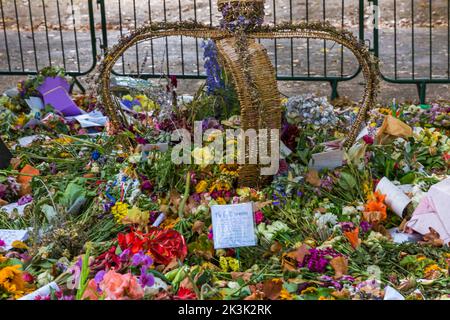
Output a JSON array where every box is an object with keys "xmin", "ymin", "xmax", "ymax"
[{"xmin": 0, "ymin": 0, "xmax": 449, "ymax": 103}]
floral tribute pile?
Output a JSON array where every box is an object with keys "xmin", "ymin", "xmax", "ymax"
[{"xmin": 0, "ymin": 61, "xmax": 449, "ymax": 301}]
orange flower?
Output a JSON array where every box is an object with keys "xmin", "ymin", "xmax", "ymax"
[
  {"xmin": 344, "ymin": 227, "xmax": 361, "ymax": 249},
  {"xmin": 365, "ymin": 192, "xmax": 387, "ymax": 221}
]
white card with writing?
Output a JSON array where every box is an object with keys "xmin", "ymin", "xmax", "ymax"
[
  {"xmin": 19, "ymin": 282, "xmax": 60, "ymax": 300},
  {"xmin": 0, "ymin": 229, "xmax": 28, "ymax": 251},
  {"xmin": 211, "ymin": 202, "xmax": 257, "ymax": 249},
  {"xmin": 376, "ymin": 177, "xmax": 412, "ymax": 218},
  {"xmin": 309, "ymin": 150, "xmax": 344, "ymax": 171},
  {"xmin": 0, "ymin": 202, "xmax": 31, "ymax": 217}
]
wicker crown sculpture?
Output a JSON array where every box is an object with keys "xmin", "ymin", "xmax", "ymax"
[{"xmin": 97, "ymin": 0, "xmax": 379, "ymax": 187}]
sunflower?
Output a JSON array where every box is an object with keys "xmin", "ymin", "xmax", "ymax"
[{"xmin": 0, "ymin": 265, "xmax": 27, "ymax": 298}]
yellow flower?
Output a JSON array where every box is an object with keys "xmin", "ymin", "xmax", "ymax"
[
  {"xmin": 220, "ymin": 164, "xmax": 239, "ymax": 177},
  {"xmin": 122, "ymin": 95, "xmax": 133, "ymax": 101},
  {"xmin": 0, "ymin": 265, "xmax": 26, "ymax": 298},
  {"xmin": 370, "ymin": 122, "xmax": 377, "ymax": 128},
  {"xmin": 205, "ymin": 130, "xmax": 223, "ymax": 142},
  {"xmin": 216, "ymin": 197, "xmax": 227, "ymax": 205},
  {"xmin": 227, "ymin": 258, "xmax": 240, "ymax": 272},
  {"xmin": 192, "ymin": 147, "xmax": 215, "ymax": 167},
  {"xmin": 319, "ymin": 296, "xmax": 336, "ymax": 300},
  {"xmin": 417, "ymin": 256, "xmax": 426, "ymax": 262},
  {"xmin": 15, "ymin": 114, "xmax": 28, "ymax": 127},
  {"xmin": 424, "ymin": 264, "xmax": 443, "ymax": 275},
  {"xmin": 280, "ymin": 288, "xmax": 293, "ymax": 300},
  {"xmin": 111, "ymin": 202, "xmax": 129, "ymax": 223},
  {"xmin": 54, "ymin": 136, "xmax": 74, "ymax": 145},
  {"xmin": 219, "ymin": 256, "xmax": 229, "ymax": 272},
  {"xmin": 195, "ymin": 180, "xmax": 209, "ymax": 194},
  {"xmin": 11, "ymin": 241, "xmax": 29, "ymax": 250},
  {"xmin": 301, "ymin": 287, "xmax": 318, "ymax": 295},
  {"xmin": 209, "ymin": 181, "xmax": 231, "ymax": 193},
  {"xmin": 122, "ymin": 206, "xmax": 149, "ymax": 227}
]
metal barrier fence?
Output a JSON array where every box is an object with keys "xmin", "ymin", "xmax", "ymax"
[
  {"xmin": 0, "ymin": 0, "xmax": 449, "ymax": 102},
  {"xmin": 370, "ymin": 0, "xmax": 450, "ymax": 103},
  {"xmin": 97, "ymin": 0, "xmax": 365, "ymax": 99},
  {"xmin": 0, "ymin": 0, "xmax": 98, "ymax": 90}
]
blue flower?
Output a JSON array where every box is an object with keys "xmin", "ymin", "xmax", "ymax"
[
  {"xmin": 91, "ymin": 150, "xmax": 101, "ymax": 161},
  {"xmin": 202, "ymin": 40, "xmax": 224, "ymax": 95}
]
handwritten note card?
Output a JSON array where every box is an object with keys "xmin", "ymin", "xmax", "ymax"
[
  {"xmin": 309, "ymin": 150, "xmax": 344, "ymax": 171},
  {"xmin": 211, "ymin": 202, "xmax": 257, "ymax": 249},
  {"xmin": 0, "ymin": 229, "xmax": 28, "ymax": 251}
]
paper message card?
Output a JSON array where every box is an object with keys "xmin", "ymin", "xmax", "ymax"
[
  {"xmin": 309, "ymin": 150, "xmax": 344, "ymax": 171},
  {"xmin": 0, "ymin": 229, "xmax": 28, "ymax": 251},
  {"xmin": 211, "ymin": 202, "xmax": 257, "ymax": 249},
  {"xmin": 376, "ymin": 177, "xmax": 412, "ymax": 218},
  {"xmin": 19, "ymin": 282, "xmax": 60, "ymax": 300}
]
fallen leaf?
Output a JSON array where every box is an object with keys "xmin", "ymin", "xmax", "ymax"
[
  {"xmin": 244, "ymin": 290, "xmax": 265, "ymax": 300},
  {"xmin": 306, "ymin": 170, "xmax": 321, "ymax": 187},
  {"xmin": 263, "ymin": 279, "xmax": 283, "ymax": 300},
  {"xmin": 270, "ymin": 241, "xmax": 282, "ymax": 254},
  {"xmin": 331, "ymin": 289, "xmax": 350, "ymax": 299},
  {"xmin": 330, "ymin": 256, "xmax": 348, "ymax": 279},
  {"xmin": 230, "ymin": 272, "xmax": 253, "ymax": 282},
  {"xmin": 420, "ymin": 228, "xmax": 444, "ymax": 247},
  {"xmin": 253, "ymin": 201, "xmax": 272, "ymax": 212},
  {"xmin": 192, "ymin": 221, "xmax": 205, "ymax": 234}
]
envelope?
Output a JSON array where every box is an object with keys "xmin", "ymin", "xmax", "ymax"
[{"xmin": 407, "ymin": 178, "xmax": 450, "ymax": 244}]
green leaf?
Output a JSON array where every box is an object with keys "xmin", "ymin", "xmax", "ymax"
[
  {"xmin": 41, "ymin": 204, "xmax": 57, "ymax": 222},
  {"xmin": 339, "ymin": 171, "xmax": 357, "ymax": 190},
  {"xmin": 400, "ymin": 172, "xmax": 416, "ymax": 185}
]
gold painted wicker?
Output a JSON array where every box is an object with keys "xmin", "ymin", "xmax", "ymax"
[{"xmin": 97, "ymin": 1, "xmax": 379, "ymax": 187}]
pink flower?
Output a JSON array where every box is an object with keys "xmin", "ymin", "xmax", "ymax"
[
  {"xmin": 254, "ymin": 211, "xmax": 264, "ymax": 225},
  {"xmin": 363, "ymin": 135, "xmax": 374, "ymax": 145},
  {"xmin": 22, "ymin": 272, "xmax": 34, "ymax": 283},
  {"xmin": 99, "ymin": 270, "xmax": 144, "ymax": 300},
  {"xmin": 82, "ymin": 279, "xmax": 100, "ymax": 301}
]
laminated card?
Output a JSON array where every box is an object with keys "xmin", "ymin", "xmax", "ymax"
[{"xmin": 211, "ymin": 202, "xmax": 257, "ymax": 249}]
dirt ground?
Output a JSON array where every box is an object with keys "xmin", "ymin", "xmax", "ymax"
[{"xmin": 0, "ymin": 0, "xmax": 449, "ymax": 103}]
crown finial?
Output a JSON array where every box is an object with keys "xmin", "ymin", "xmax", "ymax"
[{"xmin": 218, "ymin": 0, "xmax": 265, "ymax": 30}]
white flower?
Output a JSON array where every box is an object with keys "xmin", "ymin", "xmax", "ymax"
[{"xmin": 314, "ymin": 212, "xmax": 338, "ymax": 229}]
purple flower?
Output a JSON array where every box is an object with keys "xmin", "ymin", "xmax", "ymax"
[
  {"xmin": 141, "ymin": 180, "xmax": 153, "ymax": 192},
  {"xmin": 202, "ymin": 40, "xmax": 224, "ymax": 95},
  {"xmin": 131, "ymin": 251, "xmax": 153, "ymax": 269},
  {"xmin": 135, "ymin": 136, "xmax": 147, "ymax": 145},
  {"xmin": 299, "ymin": 248, "xmax": 342, "ymax": 273},
  {"xmin": 340, "ymin": 222, "xmax": 355, "ymax": 233},
  {"xmin": 18, "ymin": 195, "xmax": 33, "ymax": 206},
  {"xmin": 0, "ymin": 239, "xmax": 5, "ymax": 247},
  {"xmin": 94, "ymin": 270, "xmax": 106, "ymax": 285},
  {"xmin": 139, "ymin": 266, "xmax": 155, "ymax": 287},
  {"xmin": 49, "ymin": 163, "xmax": 58, "ymax": 175},
  {"xmin": 119, "ymin": 248, "xmax": 131, "ymax": 262},
  {"xmin": 360, "ymin": 221, "xmax": 372, "ymax": 234}
]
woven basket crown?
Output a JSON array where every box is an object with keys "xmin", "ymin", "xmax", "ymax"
[{"xmin": 217, "ymin": 0, "xmax": 264, "ymax": 5}]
